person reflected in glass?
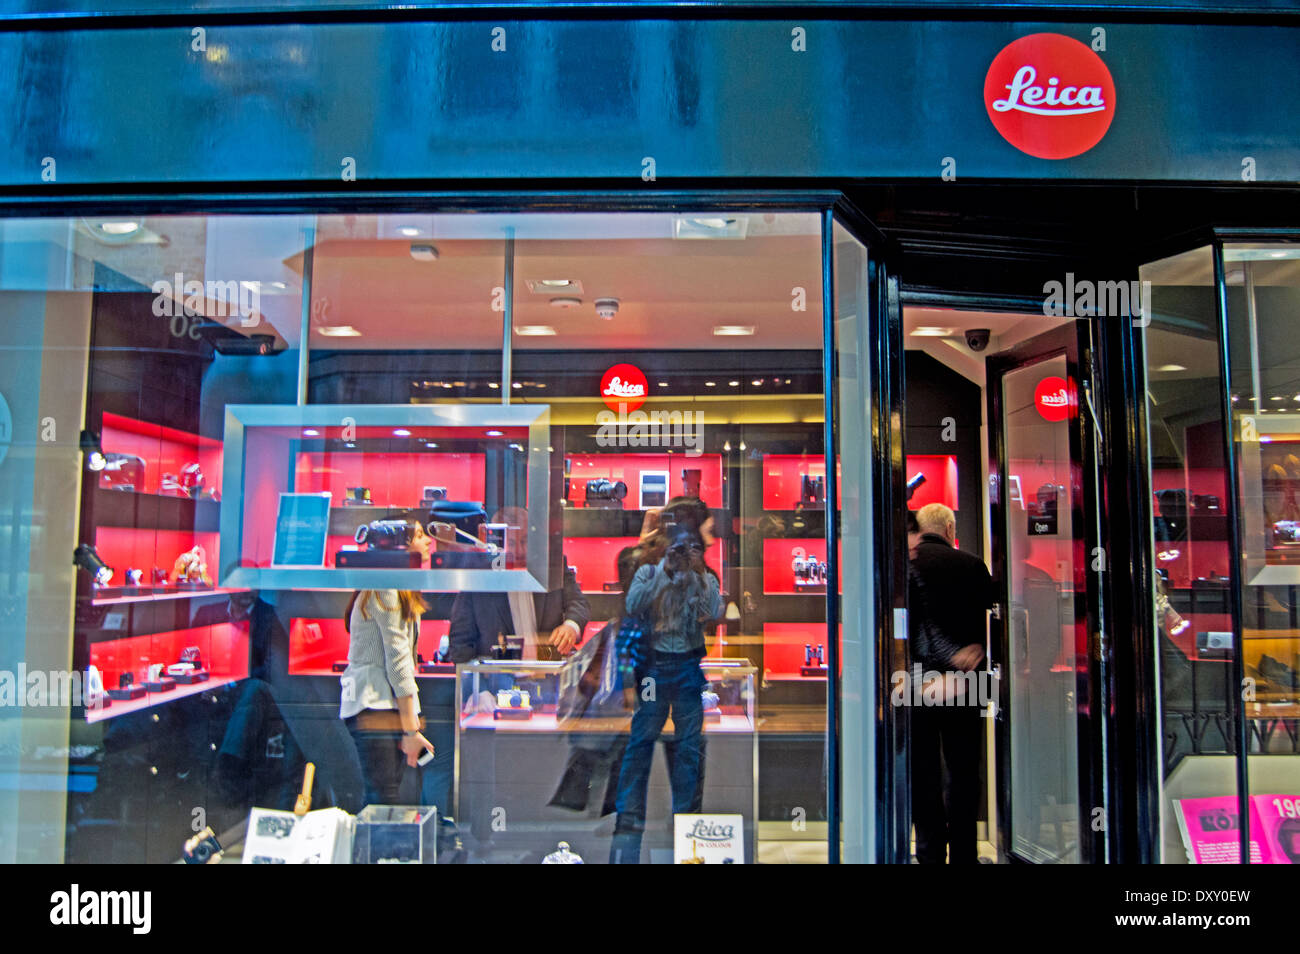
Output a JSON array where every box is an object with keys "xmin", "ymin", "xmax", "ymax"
[{"xmin": 610, "ymin": 523, "xmax": 723, "ymax": 863}]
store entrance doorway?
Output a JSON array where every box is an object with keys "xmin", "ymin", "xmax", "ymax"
[{"xmin": 903, "ymin": 307, "xmax": 1107, "ymax": 864}]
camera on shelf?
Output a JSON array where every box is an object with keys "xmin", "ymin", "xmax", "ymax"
[
  {"xmin": 98, "ymin": 453, "xmax": 146, "ymax": 493},
  {"xmin": 344, "ymin": 487, "xmax": 372, "ymax": 507},
  {"xmin": 800, "ymin": 474, "xmax": 825, "ymax": 508},
  {"xmin": 339, "ymin": 519, "xmax": 426, "ymax": 568},
  {"xmin": 585, "ymin": 478, "xmax": 628, "ymax": 509},
  {"xmin": 354, "ymin": 519, "xmax": 418, "ymax": 550},
  {"xmin": 422, "ymin": 486, "xmax": 448, "ymax": 504},
  {"xmin": 493, "ymin": 686, "xmax": 533, "ymax": 721},
  {"xmin": 168, "ymin": 646, "xmax": 209, "ymax": 684},
  {"xmin": 792, "ymin": 552, "xmax": 828, "ymax": 587}
]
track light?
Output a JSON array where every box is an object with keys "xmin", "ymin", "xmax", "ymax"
[{"xmin": 74, "ymin": 543, "xmax": 114, "ymax": 586}]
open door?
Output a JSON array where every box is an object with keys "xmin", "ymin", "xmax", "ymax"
[{"xmin": 987, "ymin": 322, "xmax": 1107, "ymax": 863}]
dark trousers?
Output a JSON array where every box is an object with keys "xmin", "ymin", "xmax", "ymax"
[
  {"xmin": 911, "ymin": 701, "xmax": 982, "ymax": 864},
  {"xmin": 346, "ymin": 716, "xmax": 421, "ymax": 808},
  {"xmin": 610, "ymin": 653, "xmax": 706, "ymax": 863}
]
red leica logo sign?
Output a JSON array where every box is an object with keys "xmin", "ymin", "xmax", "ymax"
[
  {"xmin": 984, "ymin": 33, "xmax": 1116, "ymax": 160},
  {"xmin": 1034, "ymin": 376, "xmax": 1072, "ymax": 422},
  {"xmin": 600, "ymin": 363, "xmax": 648, "ymax": 412}
]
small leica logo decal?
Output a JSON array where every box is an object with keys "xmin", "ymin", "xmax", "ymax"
[
  {"xmin": 600, "ymin": 363, "xmax": 648, "ymax": 412},
  {"xmin": 984, "ymin": 33, "xmax": 1116, "ymax": 159},
  {"xmin": 1035, "ymin": 376, "xmax": 1072, "ymax": 422}
]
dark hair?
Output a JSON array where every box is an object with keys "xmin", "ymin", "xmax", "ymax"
[{"xmin": 906, "ymin": 510, "xmax": 920, "ymax": 535}]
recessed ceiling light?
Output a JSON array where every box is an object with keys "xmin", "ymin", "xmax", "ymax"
[
  {"xmin": 911, "ymin": 327, "xmax": 955, "ymax": 337},
  {"xmin": 344, "ymin": 441, "xmax": 356, "ymax": 448},
  {"xmin": 525, "ymin": 279, "xmax": 584, "ymax": 295},
  {"xmin": 488, "ymin": 382, "xmax": 500, "ymax": 389},
  {"xmin": 399, "ymin": 226, "xmax": 423, "ymax": 237},
  {"xmin": 658, "ymin": 382, "xmax": 669, "ymax": 388},
  {"xmin": 515, "ymin": 325, "xmax": 557, "ymax": 336},
  {"xmin": 269, "ymin": 281, "xmax": 287, "ymax": 291},
  {"xmin": 319, "ymin": 325, "xmax": 361, "ymax": 337},
  {"xmin": 410, "ymin": 243, "xmax": 439, "ymax": 261},
  {"xmin": 548, "ymin": 297, "xmax": 582, "ymax": 309},
  {"xmin": 1156, "ymin": 364, "xmax": 1186, "ymax": 372},
  {"xmin": 713, "ymin": 325, "xmax": 755, "ymax": 336},
  {"xmin": 1270, "ymin": 396, "xmax": 1284, "ymax": 401},
  {"xmin": 425, "ymin": 441, "xmax": 438, "ymax": 449},
  {"xmin": 729, "ymin": 380, "xmax": 740, "ymax": 387},
  {"xmin": 674, "ymin": 216, "xmax": 749, "ymax": 240},
  {"xmin": 393, "ymin": 428, "xmax": 411, "ymax": 437},
  {"xmin": 100, "ymin": 221, "xmax": 140, "ymax": 235},
  {"xmin": 303, "ymin": 429, "xmax": 320, "ymax": 437},
  {"xmin": 512, "ymin": 382, "xmax": 523, "ymax": 389},
  {"xmin": 705, "ymin": 381, "xmax": 716, "ymax": 387},
  {"xmin": 752, "ymin": 379, "xmax": 763, "ymax": 386},
  {"xmin": 1260, "ymin": 436, "xmax": 1274, "ymax": 443},
  {"xmin": 486, "ymin": 430, "xmax": 504, "ymax": 437}
]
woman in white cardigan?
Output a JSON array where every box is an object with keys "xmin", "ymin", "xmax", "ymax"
[{"xmin": 340, "ymin": 537, "xmax": 436, "ymax": 805}]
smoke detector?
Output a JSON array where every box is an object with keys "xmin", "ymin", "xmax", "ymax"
[{"xmin": 594, "ymin": 298, "xmax": 620, "ymax": 320}]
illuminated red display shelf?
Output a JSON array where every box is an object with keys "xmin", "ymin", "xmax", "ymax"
[
  {"xmin": 90, "ymin": 412, "xmax": 236, "ymax": 606},
  {"xmin": 564, "ymin": 536, "xmax": 723, "ymax": 595},
  {"xmin": 761, "ymin": 622, "xmax": 842, "ymax": 681},
  {"xmin": 762, "ymin": 538, "xmax": 842, "ymax": 596},
  {"xmin": 564, "ymin": 453, "xmax": 723, "ymax": 510},
  {"xmin": 86, "ymin": 622, "xmax": 250, "ymax": 723}
]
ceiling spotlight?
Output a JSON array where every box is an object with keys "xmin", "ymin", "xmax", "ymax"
[
  {"xmin": 674, "ymin": 216, "xmax": 749, "ymax": 239},
  {"xmin": 512, "ymin": 382, "xmax": 522, "ymax": 389},
  {"xmin": 549, "ymin": 297, "xmax": 582, "ymax": 309},
  {"xmin": 729, "ymin": 380, "xmax": 740, "ymax": 387},
  {"xmin": 515, "ymin": 325, "xmax": 557, "ymax": 336},
  {"xmin": 74, "ymin": 543, "xmax": 114, "ymax": 586},
  {"xmin": 303, "ymin": 429, "xmax": 320, "ymax": 437},
  {"xmin": 486, "ymin": 430, "xmax": 504, "ymax": 437},
  {"xmin": 488, "ymin": 382, "xmax": 500, "ymax": 389},
  {"xmin": 399, "ymin": 226, "xmax": 424, "ymax": 237},
  {"xmin": 752, "ymin": 379, "xmax": 763, "ymax": 386},
  {"xmin": 526, "ymin": 279, "xmax": 584, "ymax": 295},
  {"xmin": 393, "ymin": 428, "xmax": 411, "ymax": 437},
  {"xmin": 658, "ymin": 382, "xmax": 669, "ymax": 388},
  {"xmin": 1156, "ymin": 364, "xmax": 1186, "ymax": 372},
  {"xmin": 410, "ymin": 243, "xmax": 439, "ymax": 261},
  {"xmin": 79, "ymin": 430, "xmax": 106, "ymax": 472},
  {"xmin": 705, "ymin": 381, "xmax": 716, "ymax": 388},
  {"xmin": 424, "ymin": 441, "xmax": 438, "ymax": 449},
  {"xmin": 911, "ymin": 327, "xmax": 955, "ymax": 337},
  {"xmin": 712, "ymin": 325, "xmax": 755, "ymax": 336},
  {"xmin": 319, "ymin": 325, "xmax": 362, "ymax": 337}
]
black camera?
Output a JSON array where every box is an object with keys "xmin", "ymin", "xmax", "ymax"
[
  {"xmin": 183, "ymin": 826, "xmax": 224, "ymax": 864},
  {"xmin": 422, "ymin": 486, "xmax": 448, "ymax": 503},
  {"xmin": 354, "ymin": 519, "xmax": 418, "ymax": 549},
  {"xmin": 585, "ymin": 478, "xmax": 628, "ymax": 508},
  {"xmin": 793, "ymin": 555, "xmax": 828, "ymax": 585},
  {"xmin": 800, "ymin": 474, "xmax": 825, "ymax": 508}
]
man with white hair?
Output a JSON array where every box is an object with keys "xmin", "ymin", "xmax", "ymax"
[{"xmin": 908, "ymin": 502, "xmax": 993, "ymax": 864}]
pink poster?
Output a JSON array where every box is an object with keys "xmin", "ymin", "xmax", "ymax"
[{"xmin": 1176, "ymin": 794, "xmax": 1300, "ymax": 864}]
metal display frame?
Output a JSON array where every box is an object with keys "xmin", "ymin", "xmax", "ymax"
[{"xmin": 218, "ymin": 402, "xmax": 552, "ymax": 592}]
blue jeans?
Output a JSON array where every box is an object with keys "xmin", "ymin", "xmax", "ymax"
[{"xmin": 610, "ymin": 652, "xmax": 706, "ymax": 863}]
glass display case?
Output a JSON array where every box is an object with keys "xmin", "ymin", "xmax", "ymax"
[
  {"xmin": 454, "ymin": 657, "xmax": 757, "ymax": 863},
  {"xmin": 218, "ymin": 403, "xmax": 554, "ymax": 592}
]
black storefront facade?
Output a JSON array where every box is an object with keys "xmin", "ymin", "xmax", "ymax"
[{"xmin": 0, "ymin": 4, "xmax": 1298, "ymax": 866}]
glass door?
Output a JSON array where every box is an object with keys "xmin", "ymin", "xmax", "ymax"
[{"xmin": 987, "ymin": 323, "xmax": 1106, "ymax": 863}]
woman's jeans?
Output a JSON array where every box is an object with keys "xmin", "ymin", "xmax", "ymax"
[
  {"xmin": 610, "ymin": 652, "xmax": 706, "ymax": 863},
  {"xmin": 346, "ymin": 716, "xmax": 421, "ymax": 808}
]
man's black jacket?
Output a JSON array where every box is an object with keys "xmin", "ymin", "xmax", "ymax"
[
  {"xmin": 908, "ymin": 533, "xmax": 994, "ymax": 670},
  {"xmin": 448, "ymin": 566, "xmax": 591, "ymax": 663}
]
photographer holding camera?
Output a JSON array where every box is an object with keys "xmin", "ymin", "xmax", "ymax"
[
  {"xmin": 339, "ymin": 525, "xmax": 437, "ymax": 807},
  {"xmin": 609, "ymin": 520, "xmax": 723, "ymax": 863}
]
